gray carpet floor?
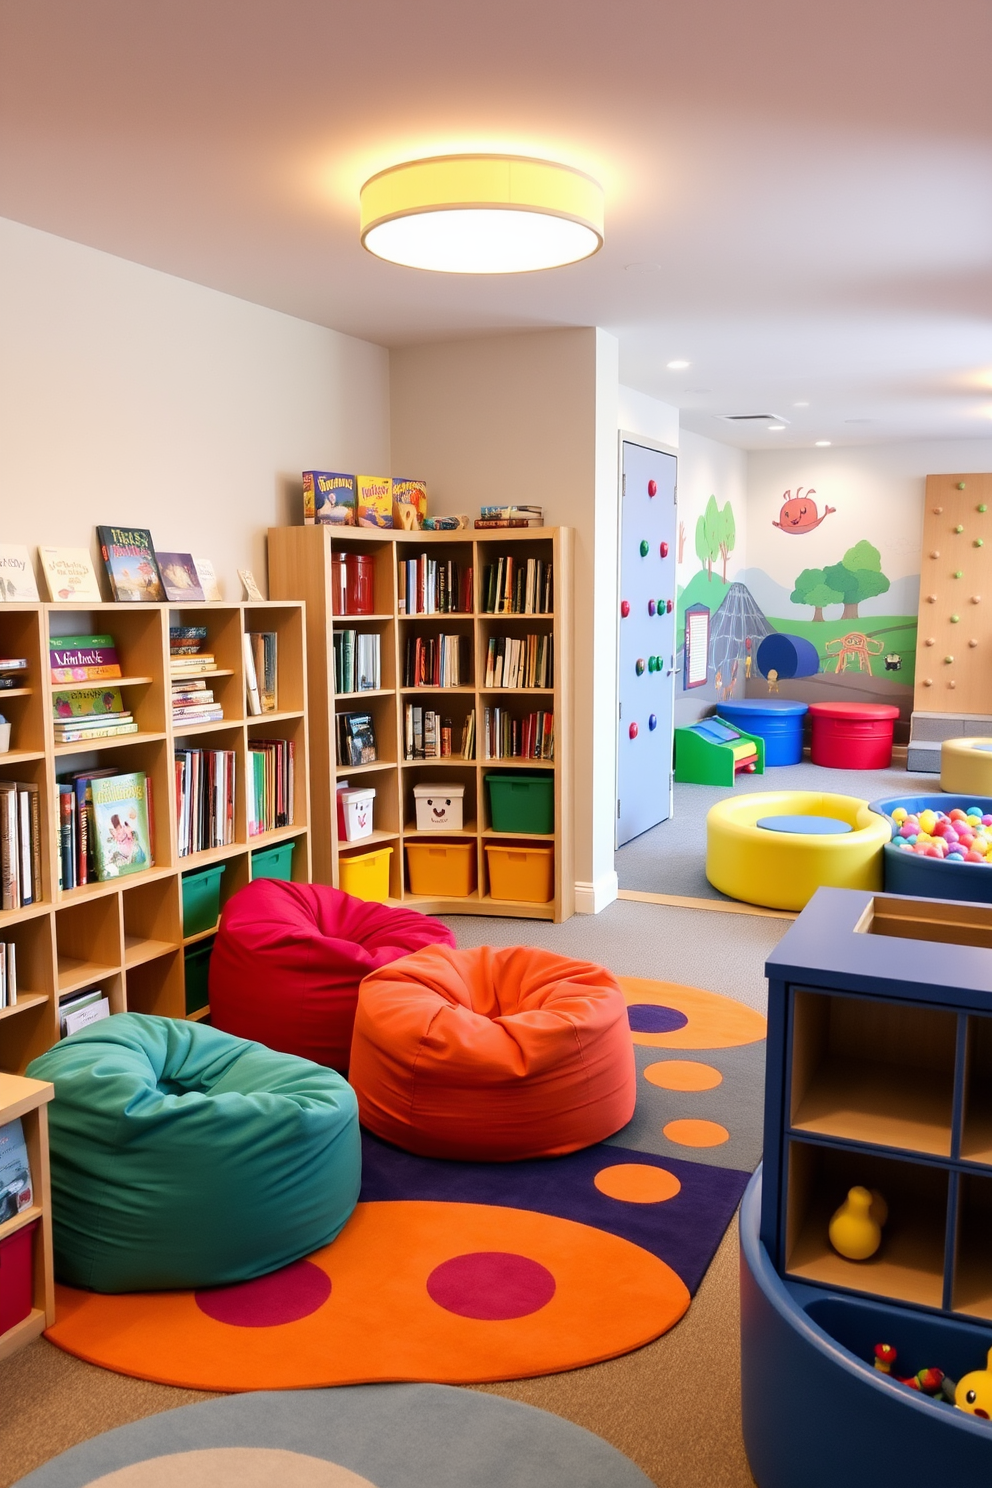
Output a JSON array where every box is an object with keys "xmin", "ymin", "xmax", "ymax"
[{"xmin": 614, "ymin": 759, "xmax": 937, "ymax": 900}]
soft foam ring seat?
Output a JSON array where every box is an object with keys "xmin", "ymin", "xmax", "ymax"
[
  {"xmin": 209, "ymin": 879, "xmax": 456, "ymax": 1071},
  {"xmin": 706, "ymin": 790, "xmax": 888, "ymax": 911},
  {"xmin": 350, "ymin": 944, "xmax": 637, "ymax": 1161},
  {"xmin": 26, "ymin": 1012, "xmax": 361, "ymax": 1293},
  {"xmin": 941, "ymin": 737, "xmax": 992, "ymax": 796}
]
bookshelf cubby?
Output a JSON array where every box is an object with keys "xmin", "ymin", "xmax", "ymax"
[
  {"xmin": 0, "ymin": 1072, "xmax": 55, "ymax": 1360},
  {"xmin": 0, "ymin": 600, "xmax": 311, "ymax": 1073},
  {"xmin": 269, "ymin": 524, "xmax": 574, "ymax": 921}
]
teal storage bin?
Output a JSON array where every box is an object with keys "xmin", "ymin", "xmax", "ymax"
[
  {"xmin": 251, "ymin": 840, "xmax": 296, "ymax": 881},
  {"xmin": 485, "ymin": 773, "xmax": 555, "ymax": 835},
  {"xmin": 184, "ymin": 938, "xmax": 214, "ymax": 1015},
  {"xmin": 181, "ymin": 863, "xmax": 226, "ymax": 936}
]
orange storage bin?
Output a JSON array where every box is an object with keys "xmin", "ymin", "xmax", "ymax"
[
  {"xmin": 485, "ymin": 844, "xmax": 554, "ymax": 903},
  {"xmin": 406, "ymin": 841, "xmax": 476, "ymax": 897},
  {"xmin": 338, "ymin": 846, "xmax": 392, "ymax": 902}
]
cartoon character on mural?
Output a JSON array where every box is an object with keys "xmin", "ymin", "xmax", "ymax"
[
  {"xmin": 772, "ymin": 488, "xmax": 836, "ymax": 535},
  {"xmin": 825, "ymin": 631, "xmax": 885, "ymax": 674}
]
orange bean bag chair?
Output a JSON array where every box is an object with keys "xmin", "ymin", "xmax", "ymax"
[
  {"xmin": 349, "ymin": 943, "xmax": 637, "ymax": 1161},
  {"xmin": 208, "ymin": 880, "xmax": 455, "ymax": 1072}
]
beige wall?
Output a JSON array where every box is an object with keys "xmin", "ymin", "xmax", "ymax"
[
  {"xmin": 0, "ymin": 215, "xmax": 390, "ymax": 599},
  {"xmin": 391, "ymin": 327, "xmax": 620, "ymax": 911}
]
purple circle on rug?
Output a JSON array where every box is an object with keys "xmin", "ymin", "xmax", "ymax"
[
  {"xmin": 426, "ymin": 1251, "xmax": 556, "ymax": 1320},
  {"xmin": 627, "ymin": 1003, "xmax": 689, "ymax": 1034},
  {"xmin": 195, "ymin": 1259, "xmax": 332, "ymax": 1328}
]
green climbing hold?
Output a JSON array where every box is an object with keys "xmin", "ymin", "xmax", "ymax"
[
  {"xmin": 639, "ymin": 540, "xmax": 649, "ymax": 557},
  {"xmin": 955, "ymin": 570, "xmax": 964, "ymax": 578},
  {"xmin": 975, "ymin": 539, "xmax": 984, "ymax": 548},
  {"xmin": 955, "ymin": 524, "xmax": 964, "ymax": 533},
  {"xmin": 979, "ymin": 504, "xmax": 988, "ymax": 513},
  {"xmin": 958, "ymin": 482, "xmax": 967, "ymax": 490},
  {"xmin": 945, "ymin": 655, "xmax": 954, "ymax": 664},
  {"xmin": 951, "ymin": 615, "xmax": 960, "ymax": 623}
]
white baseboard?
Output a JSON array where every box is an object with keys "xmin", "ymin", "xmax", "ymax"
[{"xmin": 574, "ymin": 871, "xmax": 619, "ymax": 915}]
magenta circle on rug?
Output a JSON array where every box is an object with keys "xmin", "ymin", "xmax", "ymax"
[
  {"xmin": 195, "ymin": 1259, "xmax": 332, "ymax": 1327},
  {"xmin": 426, "ymin": 1251, "xmax": 556, "ymax": 1320},
  {"xmin": 627, "ymin": 1003, "xmax": 689, "ymax": 1034}
]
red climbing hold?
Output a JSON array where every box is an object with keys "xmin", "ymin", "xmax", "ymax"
[
  {"xmin": 629, "ymin": 722, "xmax": 639, "ymax": 740},
  {"xmin": 660, "ymin": 541, "xmax": 669, "ymax": 559},
  {"xmin": 648, "ymin": 480, "xmax": 657, "ymax": 497},
  {"xmin": 620, "ymin": 599, "xmax": 630, "ymax": 618}
]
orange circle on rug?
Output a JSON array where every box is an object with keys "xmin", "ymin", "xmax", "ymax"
[
  {"xmin": 662, "ymin": 1119, "xmax": 730, "ymax": 1148},
  {"xmin": 593, "ymin": 1163, "xmax": 682, "ymax": 1203},
  {"xmin": 619, "ymin": 977, "xmax": 766, "ymax": 1050},
  {"xmin": 86, "ymin": 1449, "xmax": 377, "ymax": 1488},
  {"xmin": 644, "ymin": 1060, "xmax": 723, "ymax": 1092},
  {"xmin": 45, "ymin": 1201, "xmax": 690, "ymax": 1392}
]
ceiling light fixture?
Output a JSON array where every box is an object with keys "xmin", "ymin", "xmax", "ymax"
[
  {"xmin": 767, "ymin": 424, "xmax": 786, "ymax": 431},
  {"xmin": 666, "ymin": 360, "xmax": 690, "ymax": 370},
  {"xmin": 360, "ymin": 155, "xmax": 604, "ymax": 273},
  {"xmin": 793, "ymin": 401, "xmax": 810, "ymax": 408},
  {"xmin": 815, "ymin": 440, "xmax": 831, "ymax": 447}
]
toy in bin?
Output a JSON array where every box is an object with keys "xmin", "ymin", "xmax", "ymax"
[
  {"xmin": 414, "ymin": 783, "xmax": 465, "ymax": 831},
  {"xmin": 674, "ymin": 716, "xmax": 765, "ymax": 787},
  {"xmin": 337, "ymin": 781, "xmax": 375, "ymax": 843}
]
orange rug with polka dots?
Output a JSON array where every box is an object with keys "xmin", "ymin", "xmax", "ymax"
[{"xmin": 44, "ymin": 978, "xmax": 765, "ymax": 1391}]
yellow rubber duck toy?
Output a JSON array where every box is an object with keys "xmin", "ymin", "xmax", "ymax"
[
  {"xmin": 828, "ymin": 1185, "xmax": 882, "ymax": 1261},
  {"xmin": 956, "ymin": 1348, "xmax": 992, "ymax": 1419}
]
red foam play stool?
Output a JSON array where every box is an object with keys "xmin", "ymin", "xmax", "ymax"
[{"xmin": 807, "ymin": 701, "xmax": 900, "ymax": 770}]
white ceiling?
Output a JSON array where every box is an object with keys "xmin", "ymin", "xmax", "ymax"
[{"xmin": 3, "ymin": 0, "xmax": 992, "ymax": 449}]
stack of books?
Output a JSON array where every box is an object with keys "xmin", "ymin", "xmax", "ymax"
[
  {"xmin": 482, "ymin": 556, "xmax": 553, "ymax": 614},
  {"xmin": 175, "ymin": 748, "xmax": 235, "ymax": 856},
  {"xmin": 484, "ymin": 634, "xmax": 553, "ymax": 689},
  {"xmin": 58, "ymin": 988, "xmax": 110, "ymax": 1038},
  {"xmin": 475, "ymin": 505, "xmax": 543, "ymax": 529},
  {"xmin": 171, "ymin": 679, "xmax": 223, "ymax": 727},
  {"xmin": 170, "ymin": 628, "xmax": 216, "ymax": 688},
  {"xmin": 0, "ymin": 781, "xmax": 41, "ymax": 908},
  {"xmin": 50, "ymin": 634, "xmax": 122, "ymax": 684},
  {"xmin": 483, "ymin": 707, "xmax": 554, "ymax": 760},
  {"xmin": 0, "ymin": 943, "xmax": 17, "ymax": 1009},
  {"xmin": 336, "ymin": 712, "xmax": 377, "ymax": 767},
  {"xmin": 397, "ymin": 555, "xmax": 472, "ymax": 614},
  {"xmin": 403, "ymin": 634, "xmax": 465, "ymax": 688},
  {"xmin": 0, "ymin": 658, "xmax": 28, "ymax": 693},
  {"xmin": 333, "ymin": 630, "xmax": 381, "ymax": 693},
  {"xmin": 53, "ymin": 685, "xmax": 137, "ymax": 745},
  {"xmin": 247, "ymin": 738, "xmax": 294, "ymax": 834},
  {"xmin": 244, "ymin": 631, "xmax": 277, "ymax": 715}
]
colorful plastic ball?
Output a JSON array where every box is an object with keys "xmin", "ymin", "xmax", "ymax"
[
  {"xmin": 635, "ymin": 658, "xmax": 646, "ymax": 675},
  {"xmin": 639, "ymin": 540, "xmax": 649, "ymax": 557},
  {"xmin": 648, "ymin": 479, "xmax": 657, "ymax": 497},
  {"xmin": 629, "ymin": 722, "xmax": 639, "ymax": 739},
  {"xmin": 648, "ymin": 599, "xmax": 656, "ymax": 616},
  {"xmin": 649, "ymin": 714, "xmax": 657, "ymax": 730},
  {"xmin": 620, "ymin": 599, "xmax": 630, "ymax": 618}
]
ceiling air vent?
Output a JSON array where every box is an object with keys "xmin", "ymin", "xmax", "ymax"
[{"xmin": 720, "ymin": 413, "xmax": 789, "ymax": 425}]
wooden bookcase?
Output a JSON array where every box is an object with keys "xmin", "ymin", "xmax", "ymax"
[
  {"xmin": 762, "ymin": 887, "xmax": 992, "ymax": 1323},
  {"xmin": 0, "ymin": 1072, "xmax": 54, "ymax": 1359},
  {"xmin": 268, "ymin": 525, "xmax": 573, "ymax": 922},
  {"xmin": 0, "ymin": 601, "xmax": 311, "ymax": 1074}
]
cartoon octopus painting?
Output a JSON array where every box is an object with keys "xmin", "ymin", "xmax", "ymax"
[{"xmin": 773, "ymin": 488, "xmax": 836, "ymax": 534}]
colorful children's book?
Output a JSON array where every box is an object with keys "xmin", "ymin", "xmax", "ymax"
[
  {"xmin": 97, "ymin": 527, "xmax": 165, "ymax": 602},
  {"xmin": 39, "ymin": 547, "xmax": 103, "ymax": 603},
  {"xmin": 0, "ymin": 1117, "xmax": 33, "ymax": 1222},
  {"xmin": 90, "ymin": 771, "xmax": 153, "ymax": 880},
  {"xmin": 52, "ymin": 686, "xmax": 126, "ymax": 720},
  {"xmin": 0, "ymin": 545, "xmax": 40, "ymax": 602},
  {"xmin": 356, "ymin": 475, "xmax": 393, "ymax": 529},
  {"xmin": 49, "ymin": 635, "xmax": 122, "ymax": 682},
  {"xmin": 156, "ymin": 552, "xmax": 205, "ymax": 602},
  {"xmin": 192, "ymin": 557, "xmax": 222, "ymax": 602},
  {"xmin": 391, "ymin": 479, "xmax": 428, "ymax": 530},
  {"xmin": 304, "ymin": 471, "xmax": 358, "ymax": 526}
]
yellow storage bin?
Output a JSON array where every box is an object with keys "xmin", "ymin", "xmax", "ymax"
[
  {"xmin": 406, "ymin": 841, "xmax": 477, "ymax": 897},
  {"xmin": 339, "ymin": 845, "xmax": 392, "ymax": 902},
  {"xmin": 485, "ymin": 844, "xmax": 554, "ymax": 903}
]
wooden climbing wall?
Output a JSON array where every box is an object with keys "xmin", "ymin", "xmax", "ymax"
[{"xmin": 915, "ymin": 473, "xmax": 992, "ymax": 714}]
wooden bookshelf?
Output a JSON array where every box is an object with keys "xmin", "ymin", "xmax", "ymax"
[
  {"xmin": 0, "ymin": 1072, "xmax": 54, "ymax": 1360},
  {"xmin": 268, "ymin": 525, "xmax": 574, "ymax": 922},
  {"xmin": 0, "ymin": 601, "xmax": 311, "ymax": 1073}
]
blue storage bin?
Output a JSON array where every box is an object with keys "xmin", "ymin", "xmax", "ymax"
[{"xmin": 718, "ymin": 699, "xmax": 808, "ymax": 767}]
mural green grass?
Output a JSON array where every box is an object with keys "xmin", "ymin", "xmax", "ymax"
[
  {"xmin": 676, "ymin": 570, "xmax": 730, "ymax": 634},
  {"xmin": 765, "ymin": 614, "xmax": 917, "ymax": 680}
]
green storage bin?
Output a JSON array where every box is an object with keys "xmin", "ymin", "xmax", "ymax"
[
  {"xmin": 251, "ymin": 840, "xmax": 296, "ymax": 881},
  {"xmin": 181, "ymin": 863, "xmax": 226, "ymax": 936},
  {"xmin": 184, "ymin": 937, "xmax": 214, "ymax": 1015},
  {"xmin": 485, "ymin": 772, "xmax": 555, "ymax": 835}
]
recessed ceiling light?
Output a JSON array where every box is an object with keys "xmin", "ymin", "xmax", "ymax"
[
  {"xmin": 793, "ymin": 401, "xmax": 810, "ymax": 408},
  {"xmin": 666, "ymin": 360, "xmax": 690, "ymax": 370},
  {"xmin": 767, "ymin": 424, "xmax": 786, "ymax": 431},
  {"xmin": 815, "ymin": 440, "xmax": 831, "ymax": 447},
  {"xmin": 360, "ymin": 155, "xmax": 604, "ymax": 274}
]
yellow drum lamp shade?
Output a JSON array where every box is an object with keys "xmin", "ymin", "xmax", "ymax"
[{"xmin": 360, "ymin": 155, "xmax": 604, "ymax": 273}]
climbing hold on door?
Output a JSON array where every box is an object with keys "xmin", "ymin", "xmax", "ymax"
[
  {"xmin": 648, "ymin": 599, "xmax": 656, "ymax": 616},
  {"xmin": 639, "ymin": 540, "xmax": 649, "ymax": 557},
  {"xmin": 629, "ymin": 722, "xmax": 639, "ymax": 739},
  {"xmin": 660, "ymin": 541, "xmax": 670, "ymax": 558},
  {"xmin": 635, "ymin": 658, "xmax": 646, "ymax": 675},
  {"xmin": 648, "ymin": 479, "xmax": 657, "ymax": 497},
  {"xmin": 620, "ymin": 599, "xmax": 630, "ymax": 618},
  {"xmin": 649, "ymin": 714, "xmax": 658, "ymax": 730},
  {"xmin": 666, "ymin": 599, "xmax": 673, "ymax": 613}
]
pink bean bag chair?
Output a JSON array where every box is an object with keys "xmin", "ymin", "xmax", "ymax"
[{"xmin": 208, "ymin": 880, "xmax": 455, "ymax": 1072}]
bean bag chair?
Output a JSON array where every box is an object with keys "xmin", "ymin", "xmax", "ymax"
[
  {"xmin": 26, "ymin": 1012, "xmax": 360, "ymax": 1293},
  {"xmin": 209, "ymin": 880, "xmax": 455, "ymax": 1071},
  {"xmin": 349, "ymin": 944, "xmax": 636, "ymax": 1161}
]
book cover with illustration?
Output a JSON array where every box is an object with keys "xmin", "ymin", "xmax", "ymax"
[
  {"xmin": 0, "ymin": 1116, "xmax": 32, "ymax": 1222},
  {"xmin": 97, "ymin": 527, "xmax": 166, "ymax": 602},
  {"xmin": 192, "ymin": 557, "xmax": 222, "ymax": 602},
  {"xmin": 392, "ymin": 479, "xmax": 428, "ymax": 530},
  {"xmin": 304, "ymin": 471, "xmax": 357, "ymax": 526},
  {"xmin": 356, "ymin": 475, "xmax": 393, "ymax": 529},
  {"xmin": 90, "ymin": 771, "xmax": 153, "ymax": 880},
  {"xmin": 0, "ymin": 545, "xmax": 40, "ymax": 602},
  {"xmin": 39, "ymin": 547, "xmax": 103, "ymax": 603},
  {"xmin": 49, "ymin": 634, "xmax": 123, "ymax": 682},
  {"xmin": 53, "ymin": 686, "xmax": 127, "ymax": 720},
  {"xmin": 156, "ymin": 551, "xmax": 205, "ymax": 602}
]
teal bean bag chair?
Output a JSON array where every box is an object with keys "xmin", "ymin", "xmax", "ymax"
[{"xmin": 26, "ymin": 1013, "xmax": 361, "ymax": 1293}]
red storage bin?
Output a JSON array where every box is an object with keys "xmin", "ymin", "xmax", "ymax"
[
  {"xmin": 330, "ymin": 553, "xmax": 348, "ymax": 616},
  {"xmin": 0, "ymin": 1220, "xmax": 37, "ymax": 1336},
  {"xmin": 345, "ymin": 553, "xmax": 374, "ymax": 615},
  {"xmin": 808, "ymin": 702, "xmax": 900, "ymax": 770}
]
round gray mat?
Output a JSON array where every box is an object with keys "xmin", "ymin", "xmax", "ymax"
[{"xmin": 13, "ymin": 1384, "xmax": 652, "ymax": 1488}]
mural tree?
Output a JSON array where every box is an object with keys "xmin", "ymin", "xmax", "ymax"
[
  {"xmin": 822, "ymin": 540, "xmax": 890, "ymax": 619},
  {"xmin": 695, "ymin": 495, "xmax": 737, "ymax": 582},
  {"xmin": 718, "ymin": 502, "xmax": 736, "ymax": 582},
  {"xmin": 791, "ymin": 566, "xmax": 843, "ymax": 621}
]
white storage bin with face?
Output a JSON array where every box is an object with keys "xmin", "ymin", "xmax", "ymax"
[
  {"xmin": 413, "ymin": 783, "xmax": 465, "ymax": 830},
  {"xmin": 338, "ymin": 785, "xmax": 376, "ymax": 842}
]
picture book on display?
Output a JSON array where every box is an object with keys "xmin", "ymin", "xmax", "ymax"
[
  {"xmin": 192, "ymin": 558, "xmax": 222, "ymax": 602},
  {"xmin": 0, "ymin": 545, "xmax": 40, "ymax": 602},
  {"xmin": 90, "ymin": 771, "xmax": 153, "ymax": 880},
  {"xmin": 39, "ymin": 547, "xmax": 103, "ymax": 603},
  {"xmin": 304, "ymin": 471, "xmax": 357, "ymax": 526},
  {"xmin": 50, "ymin": 634, "xmax": 122, "ymax": 683},
  {"xmin": 156, "ymin": 552, "xmax": 205, "ymax": 602},
  {"xmin": 356, "ymin": 475, "xmax": 393, "ymax": 528},
  {"xmin": 0, "ymin": 1117, "xmax": 33, "ymax": 1223},
  {"xmin": 97, "ymin": 527, "xmax": 165, "ymax": 601}
]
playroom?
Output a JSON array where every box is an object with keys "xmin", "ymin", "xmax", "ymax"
[{"xmin": 2, "ymin": 8, "xmax": 992, "ymax": 1488}]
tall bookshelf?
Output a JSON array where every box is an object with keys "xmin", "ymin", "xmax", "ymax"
[
  {"xmin": 0, "ymin": 600, "xmax": 310, "ymax": 1075},
  {"xmin": 268, "ymin": 525, "xmax": 573, "ymax": 922}
]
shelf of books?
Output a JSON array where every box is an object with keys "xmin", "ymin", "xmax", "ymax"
[
  {"xmin": 268, "ymin": 525, "xmax": 573, "ymax": 922},
  {"xmin": 0, "ymin": 600, "xmax": 310, "ymax": 1074}
]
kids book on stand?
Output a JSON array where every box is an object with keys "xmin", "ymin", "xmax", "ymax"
[
  {"xmin": 96, "ymin": 527, "xmax": 166, "ymax": 602},
  {"xmin": 39, "ymin": 549, "xmax": 103, "ymax": 603},
  {"xmin": 156, "ymin": 552, "xmax": 205, "ymax": 602},
  {"xmin": 0, "ymin": 546, "xmax": 39, "ymax": 602},
  {"xmin": 90, "ymin": 772, "xmax": 153, "ymax": 880}
]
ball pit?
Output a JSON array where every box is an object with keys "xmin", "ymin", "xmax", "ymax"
[{"xmin": 868, "ymin": 794, "xmax": 992, "ymax": 905}]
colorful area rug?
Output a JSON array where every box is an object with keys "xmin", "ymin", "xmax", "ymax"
[
  {"xmin": 44, "ymin": 978, "xmax": 765, "ymax": 1391},
  {"xmin": 12, "ymin": 1384, "xmax": 653, "ymax": 1488}
]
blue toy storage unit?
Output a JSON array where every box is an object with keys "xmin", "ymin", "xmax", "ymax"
[
  {"xmin": 718, "ymin": 698, "xmax": 808, "ymax": 767},
  {"xmin": 742, "ymin": 886, "xmax": 992, "ymax": 1487}
]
